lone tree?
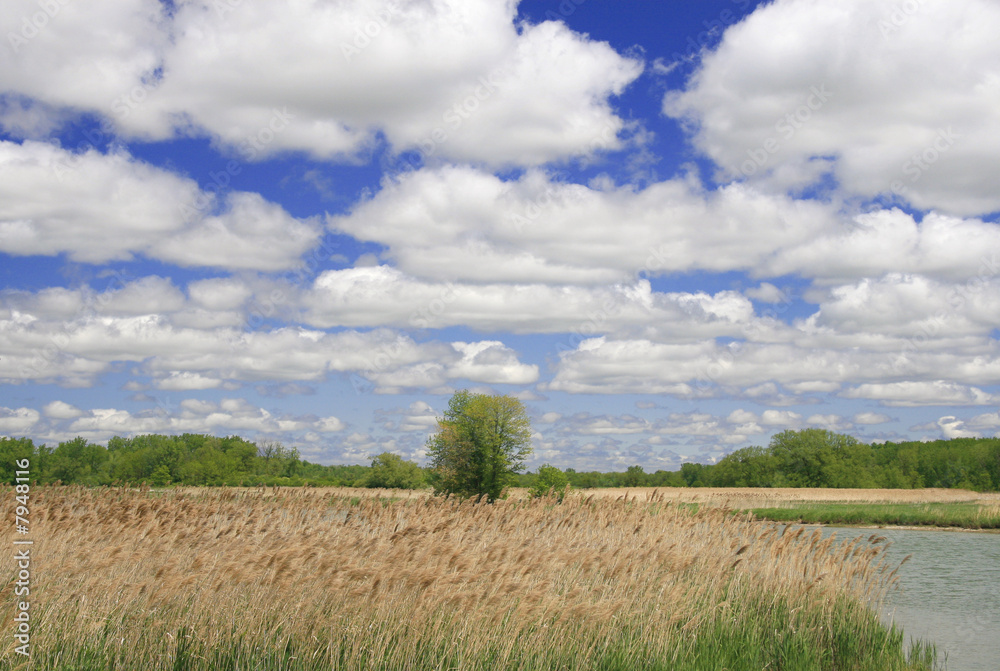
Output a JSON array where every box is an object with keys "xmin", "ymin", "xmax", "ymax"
[{"xmin": 426, "ymin": 390, "xmax": 533, "ymax": 502}]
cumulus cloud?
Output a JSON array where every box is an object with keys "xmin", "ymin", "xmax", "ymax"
[
  {"xmin": 330, "ymin": 167, "xmax": 1000, "ymax": 289},
  {"xmin": 23, "ymin": 398, "xmax": 348, "ymax": 445},
  {"xmin": 546, "ymin": 337, "xmax": 1000, "ymax": 405},
  {"xmin": 664, "ymin": 0, "xmax": 1000, "ymax": 216},
  {"xmin": 302, "ymin": 265, "xmax": 757, "ymax": 338},
  {"xmin": 937, "ymin": 416, "xmax": 981, "ymax": 440},
  {"xmin": 840, "ymin": 381, "xmax": 999, "ymax": 407},
  {"xmin": 329, "ymin": 166, "xmax": 838, "ymax": 284},
  {"xmin": 2, "ymin": 0, "xmax": 641, "ymax": 166},
  {"xmin": 0, "ymin": 289, "xmax": 539, "ymax": 392},
  {"xmin": 42, "ymin": 400, "xmax": 84, "ymax": 419},
  {"xmin": 0, "ymin": 407, "xmax": 40, "ymax": 433},
  {"xmin": 0, "ymin": 141, "xmax": 320, "ymax": 270}
]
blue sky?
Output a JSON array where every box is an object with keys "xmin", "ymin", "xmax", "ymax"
[{"xmin": 2, "ymin": 0, "xmax": 1000, "ymax": 470}]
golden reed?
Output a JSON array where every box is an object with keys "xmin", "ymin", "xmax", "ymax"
[{"xmin": 0, "ymin": 486, "xmax": 922, "ymax": 669}]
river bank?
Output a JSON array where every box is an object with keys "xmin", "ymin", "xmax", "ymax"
[{"xmin": 745, "ymin": 501, "xmax": 1000, "ymax": 530}]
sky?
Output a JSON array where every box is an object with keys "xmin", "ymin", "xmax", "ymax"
[{"xmin": 2, "ymin": 0, "xmax": 1000, "ymax": 471}]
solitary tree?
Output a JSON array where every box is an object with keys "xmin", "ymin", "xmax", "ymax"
[{"xmin": 426, "ymin": 390, "xmax": 533, "ymax": 502}]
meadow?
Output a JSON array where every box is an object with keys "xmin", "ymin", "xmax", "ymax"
[{"xmin": 1, "ymin": 486, "xmax": 936, "ymax": 670}]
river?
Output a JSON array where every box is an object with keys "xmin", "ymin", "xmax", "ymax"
[{"xmin": 813, "ymin": 526, "xmax": 1000, "ymax": 671}]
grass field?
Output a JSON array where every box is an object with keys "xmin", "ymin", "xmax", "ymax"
[
  {"xmin": 1, "ymin": 486, "xmax": 936, "ymax": 670},
  {"xmin": 748, "ymin": 501, "xmax": 1000, "ymax": 529},
  {"xmin": 558, "ymin": 487, "xmax": 1000, "ymax": 529}
]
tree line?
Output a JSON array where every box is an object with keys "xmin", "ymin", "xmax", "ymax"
[
  {"xmin": 579, "ymin": 429, "xmax": 1000, "ymax": 492},
  {"xmin": 0, "ymin": 434, "xmax": 364, "ymax": 487},
  {"xmin": 2, "ymin": 425, "xmax": 998, "ymax": 493}
]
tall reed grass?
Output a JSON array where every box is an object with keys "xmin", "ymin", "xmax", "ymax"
[{"xmin": 1, "ymin": 486, "xmax": 934, "ymax": 670}]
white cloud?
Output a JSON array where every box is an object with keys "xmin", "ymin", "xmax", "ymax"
[
  {"xmin": 0, "ymin": 407, "xmax": 40, "ymax": 433},
  {"xmin": 0, "ymin": 141, "xmax": 320, "ymax": 270},
  {"xmin": 330, "ymin": 166, "xmax": 837, "ymax": 284},
  {"xmin": 664, "ymin": 0, "xmax": 1000, "ymax": 216},
  {"xmin": 841, "ymin": 381, "xmax": 999, "ymax": 407},
  {"xmin": 40, "ymin": 398, "xmax": 346, "ymax": 444},
  {"xmin": 0, "ymin": 0, "xmax": 166, "ymax": 120},
  {"xmin": 545, "ymin": 337, "xmax": 1000, "ymax": 401},
  {"xmin": 558, "ymin": 413, "xmax": 651, "ymax": 436},
  {"xmin": 447, "ymin": 341, "xmax": 539, "ymax": 385},
  {"xmin": 745, "ymin": 283, "xmax": 787, "ymax": 303},
  {"xmin": 853, "ymin": 412, "xmax": 892, "ymax": 425},
  {"xmin": 42, "ymin": 400, "xmax": 84, "ymax": 419},
  {"xmin": 0, "ymin": 295, "xmax": 539, "ymax": 391},
  {"xmin": 374, "ymin": 401, "xmax": 439, "ymax": 433},
  {"xmin": 937, "ymin": 416, "xmax": 981, "ymax": 440},
  {"xmin": 804, "ymin": 414, "xmax": 852, "ymax": 432},
  {"xmin": 316, "ymin": 416, "xmax": 347, "ymax": 433},
  {"xmin": 768, "ymin": 210, "xmax": 1000, "ymax": 283},
  {"xmin": 153, "ymin": 193, "xmax": 322, "ymax": 271},
  {"xmin": 302, "ymin": 265, "xmax": 756, "ymax": 338},
  {"xmin": 2, "ymin": 0, "xmax": 642, "ymax": 166},
  {"xmin": 155, "ymin": 372, "xmax": 224, "ymax": 391},
  {"xmin": 188, "ymin": 278, "xmax": 253, "ymax": 311},
  {"xmin": 761, "ymin": 410, "xmax": 803, "ymax": 426},
  {"xmin": 330, "ymin": 168, "xmax": 1000, "ymax": 290}
]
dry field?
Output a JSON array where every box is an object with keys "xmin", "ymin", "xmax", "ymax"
[
  {"xmin": 1, "ymin": 486, "xmax": 933, "ymax": 670},
  {"xmin": 571, "ymin": 486, "xmax": 1000, "ymax": 508}
]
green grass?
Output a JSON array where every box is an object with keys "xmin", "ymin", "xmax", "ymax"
[
  {"xmin": 21, "ymin": 591, "xmax": 936, "ymax": 671},
  {"xmin": 748, "ymin": 502, "xmax": 1000, "ymax": 529}
]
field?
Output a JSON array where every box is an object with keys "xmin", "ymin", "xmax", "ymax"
[
  {"xmin": 0, "ymin": 485, "xmax": 938, "ymax": 670},
  {"xmin": 563, "ymin": 486, "xmax": 1000, "ymax": 506},
  {"xmin": 557, "ymin": 487, "xmax": 1000, "ymax": 530}
]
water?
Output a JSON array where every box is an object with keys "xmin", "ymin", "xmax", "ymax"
[{"xmin": 812, "ymin": 527, "xmax": 1000, "ymax": 671}]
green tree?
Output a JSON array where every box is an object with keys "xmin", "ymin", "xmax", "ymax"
[
  {"xmin": 365, "ymin": 452, "xmax": 426, "ymax": 489},
  {"xmin": 623, "ymin": 464, "xmax": 647, "ymax": 487},
  {"xmin": 427, "ymin": 391, "xmax": 533, "ymax": 502},
  {"xmin": 770, "ymin": 429, "xmax": 864, "ymax": 487},
  {"xmin": 51, "ymin": 437, "xmax": 109, "ymax": 485},
  {"xmin": 149, "ymin": 464, "xmax": 172, "ymax": 487},
  {"xmin": 0, "ymin": 438, "xmax": 35, "ymax": 484},
  {"xmin": 529, "ymin": 464, "xmax": 569, "ymax": 501},
  {"xmin": 256, "ymin": 440, "xmax": 302, "ymax": 478},
  {"xmin": 680, "ymin": 462, "xmax": 707, "ymax": 487}
]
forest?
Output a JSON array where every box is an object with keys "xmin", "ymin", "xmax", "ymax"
[{"xmin": 1, "ymin": 428, "xmax": 998, "ymax": 491}]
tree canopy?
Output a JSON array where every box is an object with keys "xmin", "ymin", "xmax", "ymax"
[
  {"xmin": 426, "ymin": 390, "xmax": 533, "ymax": 502},
  {"xmin": 365, "ymin": 451, "xmax": 426, "ymax": 489}
]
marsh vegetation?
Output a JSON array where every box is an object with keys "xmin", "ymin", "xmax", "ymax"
[{"xmin": 1, "ymin": 486, "xmax": 936, "ymax": 670}]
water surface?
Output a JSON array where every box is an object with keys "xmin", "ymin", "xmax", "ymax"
[{"xmin": 813, "ymin": 526, "xmax": 1000, "ymax": 671}]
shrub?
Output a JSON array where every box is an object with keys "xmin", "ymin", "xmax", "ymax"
[{"xmin": 529, "ymin": 464, "xmax": 569, "ymax": 501}]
